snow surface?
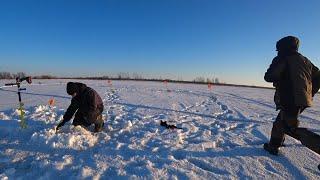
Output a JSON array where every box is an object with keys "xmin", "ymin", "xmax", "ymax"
[{"xmin": 0, "ymin": 79, "xmax": 320, "ymax": 179}]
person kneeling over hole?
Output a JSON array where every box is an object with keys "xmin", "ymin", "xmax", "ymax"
[{"xmin": 56, "ymin": 82, "xmax": 104, "ymax": 133}]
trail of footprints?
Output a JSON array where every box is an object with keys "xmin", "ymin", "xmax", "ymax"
[{"xmin": 103, "ymin": 88, "xmax": 255, "ymax": 150}]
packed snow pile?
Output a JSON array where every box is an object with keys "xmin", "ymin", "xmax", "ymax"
[
  {"xmin": 0, "ymin": 80, "xmax": 320, "ymax": 179},
  {"xmin": 30, "ymin": 105, "xmax": 59, "ymax": 124},
  {"xmin": 0, "ymin": 112, "xmax": 10, "ymax": 120},
  {"xmin": 31, "ymin": 125, "xmax": 101, "ymax": 151}
]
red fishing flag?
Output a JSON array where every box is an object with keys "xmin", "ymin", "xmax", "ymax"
[{"xmin": 48, "ymin": 98, "xmax": 55, "ymax": 107}]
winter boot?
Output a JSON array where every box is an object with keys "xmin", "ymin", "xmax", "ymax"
[
  {"xmin": 94, "ymin": 114, "xmax": 104, "ymax": 133},
  {"xmin": 94, "ymin": 121, "xmax": 104, "ymax": 132},
  {"xmin": 280, "ymin": 138, "xmax": 286, "ymax": 147},
  {"xmin": 263, "ymin": 143, "xmax": 279, "ymax": 155}
]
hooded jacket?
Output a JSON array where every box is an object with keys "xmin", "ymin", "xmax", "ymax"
[
  {"xmin": 265, "ymin": 51, "xmax": 319, "ymax": 109},
  {"xmin": 62, "ymin": 83, "xmax": 104, "ymax": 126}
]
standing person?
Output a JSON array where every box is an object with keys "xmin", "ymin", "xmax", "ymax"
[
  {"xmin": 56, "ymin": 82, "xmax": 105, "ymax": 132},
  {"xmin": 264, "ymin": 36, "xmax": 320, "ymax": 155}
]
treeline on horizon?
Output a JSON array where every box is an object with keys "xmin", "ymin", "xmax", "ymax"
[{"xmin": 0, "ymin": 71, "xmax": 272, "ymax": 90}]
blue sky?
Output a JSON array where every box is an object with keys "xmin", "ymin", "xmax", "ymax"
[{"xmin": 0, "ymin": 0, "xmax": 320, "ymax": 86}]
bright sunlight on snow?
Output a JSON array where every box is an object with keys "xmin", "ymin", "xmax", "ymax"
[{"xmin": 1, "ymin": 80, "xmax": 320, "ymax": 179}]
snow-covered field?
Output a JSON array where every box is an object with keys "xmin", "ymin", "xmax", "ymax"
[{"xmin": 0, "ymin": 79, "xmax": 320, "ymax": 179}]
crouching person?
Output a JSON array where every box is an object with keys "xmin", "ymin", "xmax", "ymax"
[
  {"xmin": 56, "ymin": 82, "xmax": 104, "ymax": 132},
  {"xmin": 263, "ymin": 36, "xmax": 320, "ymax": 155}
]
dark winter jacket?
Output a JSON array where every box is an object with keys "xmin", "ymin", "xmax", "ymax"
[
  {"xmin": 62, "ymin": 83, "xmax": 104, "ymax": 126},
  {"xmin": 265, "ymin": 51, "xmax": 320, "ymax": 109}
]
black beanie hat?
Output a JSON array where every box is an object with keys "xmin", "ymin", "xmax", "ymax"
[
  {"xmin": 66, "ymin": 82, "xmax": 78, "ymax": 95},
  {"xmin": 276, "ymin": 36, "xmax": 299, "ymax": 52}
]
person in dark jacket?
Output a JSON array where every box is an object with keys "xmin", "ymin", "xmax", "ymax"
[
  {"xmin": 264, "ymin": 36, "xmax": 320, "ymax": 155},
  {"xmin": 56, "ymin": 82, "xmax": 105, "ymax": 132}
]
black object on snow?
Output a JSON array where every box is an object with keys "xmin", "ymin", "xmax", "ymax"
[{"xmin": 160, "ymin": 120, "xmax": 182, "ymax": 129}]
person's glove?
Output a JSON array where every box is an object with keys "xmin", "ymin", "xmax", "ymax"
[{"xmin": 56, "ymin": 121, "xmax": 66, "ymax": 131}]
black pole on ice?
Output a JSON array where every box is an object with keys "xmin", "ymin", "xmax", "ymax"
[{"xmin": 4, "ymin": 76, "xmax": 32, "ymax": 128}]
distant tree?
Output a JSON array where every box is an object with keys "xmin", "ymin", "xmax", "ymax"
[
  {"xmin": 117, "ymin": 72, "xmax": 129, "ymax": 79},
  {"xmin": 214, "ymin": 78, "xmax": 220, "ymax": 84},
  {"xmin": 132, "ymin": 73, "xmax": 143, "ymax": 80},
  {"xmin": 194, "ymin": 77, "xmax": 205, "ymax": 83},
  {"xmin": 102, "ymin": 75, "xmax": 109, "ymax": 80},
  {"xmin": 14, "ymin": 72, "xmax": 26, "ymax": 78},
  {"xmin": 0, "ymin": 72, "xmax": 12, "ymax": 79},
  {"xmin": 33, "ymin": 75, "xmax": 56, "ymax": 79},
  {"xmin": 41, "ymin": 75, "xmax": 54, "ymax": 79}
]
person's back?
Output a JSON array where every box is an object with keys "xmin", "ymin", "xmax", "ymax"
[
  {"xmin": 70, "ymin": 83, "xmax": 104, "ymax": 126},
  {"xmin": 287, "ymin": 53, "xmax": 314, "ymax": 107}
]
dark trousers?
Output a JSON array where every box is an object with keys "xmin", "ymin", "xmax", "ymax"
[
  {"xmin": 72, "ymin": 114, "xmax": 103, "ymax": 127},
  {"xmin": 269, "ymin": 107, "xmax": 301, "ymax": 148}
]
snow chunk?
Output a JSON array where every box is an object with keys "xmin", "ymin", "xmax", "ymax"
[
  {"xmin": 79, "ymin": 166, "xmax": 100, "ymax": 180},
  {"xmin": 54, "ymin": 155, "xmax": 73, "ymax": 170},
  {"xmin": 30, "ymin": 105, "xmax": 57, "ymax": 124},
  {"xmin": 124, "ymin": 120, "xmax": 132, "ymax": 129},
  {"xmin": 0, "ymin": 174, "xmax": 9, "ymax": 180},
  {"xmin": 0, "ymin": 112, "xmax": 10, "ymax": 120}
]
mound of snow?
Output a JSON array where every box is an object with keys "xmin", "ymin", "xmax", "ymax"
[
  {"xmin": 30, "ymin": 105, "xmax": 61, "ymax": 124},
  {"xmin": 31, "ymin": 125, "xmax": 100, "ymax": 150},
  {"xmin": 124, "ymin": 120, "xmax": 132, "ymax": 129},
  {"xmin": 0, "ymin": 112, "xmax": 10, "ymax": 120}
]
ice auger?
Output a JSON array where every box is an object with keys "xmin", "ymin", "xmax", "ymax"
[{"xmin": 5, "ymin": 76, "xmax": 32, "ymax": 128}]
